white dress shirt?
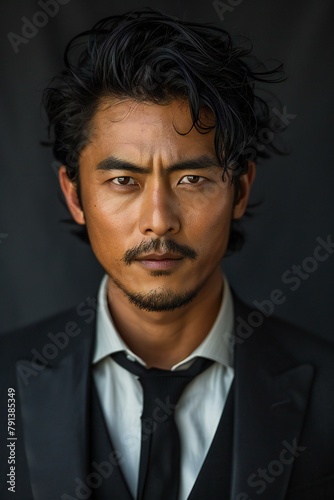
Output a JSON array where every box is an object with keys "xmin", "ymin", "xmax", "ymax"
[{"xmin": 93, "ymin": 275, "xmax": 235, "ymax": 500}]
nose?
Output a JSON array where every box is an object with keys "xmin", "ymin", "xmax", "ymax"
[{"xmin": 138, "ymin": 180, "xmax": 181, "ymax": 237}]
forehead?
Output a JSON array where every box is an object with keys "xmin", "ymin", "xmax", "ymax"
[{"xmin": 83, "ymin": 98, "xmax": 217, "ymax": 166}]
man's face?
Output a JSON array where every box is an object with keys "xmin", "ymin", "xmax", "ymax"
[{"xmin": 60, "ymin": 99, "xmax": 254, "ymax": 312}]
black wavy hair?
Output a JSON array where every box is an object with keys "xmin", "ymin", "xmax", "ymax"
[{"xmin": 43, "ymin": 8, "xmax": 286, "ymax": 251}]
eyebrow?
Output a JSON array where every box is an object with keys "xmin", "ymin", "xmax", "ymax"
[{"xmin": 95, "ymin": 154, "xmax": 220, "ymax": 174}]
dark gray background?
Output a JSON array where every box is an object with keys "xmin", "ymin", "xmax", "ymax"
[{"xmin": 0, "ymin": 0, "xmax": 333, "ymax": 340}]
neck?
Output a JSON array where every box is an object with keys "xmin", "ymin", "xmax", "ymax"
[{"xmin": 107, "ymin": 271, "xmax": 224, "ymax": 369}]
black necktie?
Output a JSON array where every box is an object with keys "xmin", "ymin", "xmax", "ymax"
[{"xmin": 112, "ymin": 352, "xmax": 213, "ymax": 500}]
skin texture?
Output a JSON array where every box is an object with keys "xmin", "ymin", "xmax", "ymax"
[{"xmin": 59, "ymin": 99, "xmax": 255, "ymax": 368}]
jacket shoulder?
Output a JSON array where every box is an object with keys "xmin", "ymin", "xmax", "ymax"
[
  {"xmin": 233, "ymin": 293, "xmax": 334, "ymax": 364},
  {"xmin": 0, "ymin": 298, "xmax": 97, "ymax": 364}
]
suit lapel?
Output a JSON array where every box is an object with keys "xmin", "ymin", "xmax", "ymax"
[
  {"xmin": 231, "ymin": 300, "xmax": 314, "ymax": 500},
  {"xmin": 16, "ymin": 322, "xmax": 95, "ymax": 500}
]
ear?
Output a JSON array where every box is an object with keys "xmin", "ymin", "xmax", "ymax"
[
  {"xmin": 233, "ymin": 161, "xmax": 256, "ymax": 219},
  {"xmin": 59, "ymin": 166, "xmax": 85, "ymax": 225}
]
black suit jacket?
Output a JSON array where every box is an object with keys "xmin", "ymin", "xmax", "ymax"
[{"xmin": 0, "ymin": 296, "xmax": 334, "ymax": 500}]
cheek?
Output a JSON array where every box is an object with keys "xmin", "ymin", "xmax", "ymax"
[
  {"xmin": 83, "ymin": 185, "xmax": 133, "ymax": 233},
  {"xmin": 182, "ymin": 189, "xmax": 233, "ymax": 251},
  {"xmin": 82, "ymin": 198, "xmax": 131, "ymax": 264}
]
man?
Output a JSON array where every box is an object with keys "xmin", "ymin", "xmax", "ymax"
[{"xmin": 1, "ymin": 9, "xmax": 333, "ymax": 500}]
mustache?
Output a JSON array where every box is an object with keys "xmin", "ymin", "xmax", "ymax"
[{"xmin": 123, "ymin": 238, "xmax": 198, "ymax": 265}]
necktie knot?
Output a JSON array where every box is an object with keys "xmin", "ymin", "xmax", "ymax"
[{"xmin": 139, "ymin": 372, "xmax": 196, "ymax": 420}]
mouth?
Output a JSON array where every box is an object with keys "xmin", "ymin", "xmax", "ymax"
[{"xmin": 135, "ymin": 253, "xmax": 184, "ymax": 270}]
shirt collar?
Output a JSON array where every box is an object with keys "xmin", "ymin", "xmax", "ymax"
[{"xmin": 93, "ymin": 274, "xmax": 234, "ymax": 369}]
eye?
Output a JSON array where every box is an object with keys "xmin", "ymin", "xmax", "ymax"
[
  {"xmin": 179, "ymin": 175, "xmax": 206, "ymax": 184},
  {"xmin": 110, "ymin": 176, "xmax": 137, "ymax": 186}
]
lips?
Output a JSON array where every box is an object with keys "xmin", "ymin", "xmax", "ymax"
[
  {"xmin": 136, "ymin": 253, "xmax": 183, "ymax": 261},
  {"xmin": 135, "ymin": 253, "xmax": 183, "ymax": 270}
]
